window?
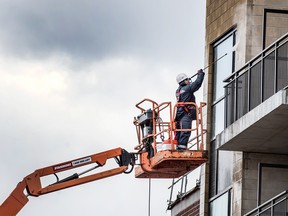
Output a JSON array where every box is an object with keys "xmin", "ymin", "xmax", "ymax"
[
  {"xmin": 263, "ymin": 9, "xmax": 288, "ymax": 49},
  {"xmin": 217, "ymin": 151, "xmax": 233, "ymax": 192},
  {"xmin": 210, "ymin": 189, "xmax": 232, "ymax": 216},
  {"xmin": 209, "ymin": 141, "xmax": 233, "ymax": 197},
  {"xmin": 258, "ymin": 164, "xmax": 288, "ymax": 205},
  {"xmin": 209, "ymin": 30, "xmax": 236, "ymax": 211},
  {"xmin": 211, "ymin": 30, "xmax": 236, "ymax": 138}
]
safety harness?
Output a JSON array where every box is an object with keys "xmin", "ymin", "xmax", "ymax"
[{"xmin": 175, "ymin": 86, "xmax": 196, "ymax": 120}]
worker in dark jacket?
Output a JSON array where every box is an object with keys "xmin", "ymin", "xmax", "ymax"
[{"xmin": 175, "ymin": 69, "xmax": 205, "ymax": 150}]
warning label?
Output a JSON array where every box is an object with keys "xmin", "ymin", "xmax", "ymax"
[
  {"xmin": 53, "ymin": 162, "xmax": 72, "ymax": 171},
  {"xmin": 72, "ymin": 157, "xmax": 92, "ymax": 167},
  {"xmin": 53, "ymin": 157, "xmax": 92, "ymax": 171}
]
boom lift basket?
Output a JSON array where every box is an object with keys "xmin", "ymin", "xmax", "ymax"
[{"xmin": 133, "ymin": 99, "xmax": 208, "ymax": 178}]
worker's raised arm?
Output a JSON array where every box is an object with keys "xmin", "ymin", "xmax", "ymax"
[{"xmin": 189, "ymin": 69, "xmax": 205, "ymax": 93}]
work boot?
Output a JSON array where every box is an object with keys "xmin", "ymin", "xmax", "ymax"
[{"xmin": 176, "ymin": 145, "xmax": 187, "ymax": 150}]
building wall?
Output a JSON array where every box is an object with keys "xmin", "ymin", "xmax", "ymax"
[
  {"xmin": 176, "ymin": 200, "xmax": 200, "ymax": 216},
  {"xmin": 171, "ymin": 189, "xmax": 200, "ymax": 216},
  {"xmin": 232, "ymin": 152, "xmax": 243, "ymax": 216},
  {"xmin": 204, "ymin": 0, "xmax": 288, "ymax": 216}
]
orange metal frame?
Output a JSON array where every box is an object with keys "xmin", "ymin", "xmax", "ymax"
[
  {"xmin": 133, "ymin": 99, "xmax": 208, "ymax": 178},
  {"xmin": 0, "ymin": 148, "xmax": 133, "ymax": 216},
  {"xmin": 134, "ymin": 99, "xmax": 207, "ymax": 152},
  {"xmin": 134, "ymin": 99, "xmax": 175, "ymax": 152}
]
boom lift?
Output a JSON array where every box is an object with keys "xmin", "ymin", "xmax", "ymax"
[{"xmin": 0, "ymin": 99, "xmax": 208, "ymax": 215}]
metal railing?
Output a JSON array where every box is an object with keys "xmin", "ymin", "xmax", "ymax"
[
  {"xmin": 134, "ymin": 99, "xmax": 207, "ymax": 153},
  {"xmin": 244, "ymin": 190, "xmax": 288, "ymax": 216},
  {"xmin": 167, "ymin": 168, "xmax": 201, "ymax": 210},
  {"xmin": 224, "ymin": 32, "xmax": 288, "ymax": 127},
  {"xmin": 167, "ymin": 172, "xmax": 190, "ymax": 209}
]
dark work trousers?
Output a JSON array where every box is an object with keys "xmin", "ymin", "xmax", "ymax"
[{"xmin": 176, "ymin": 114, "xmax": 192, "ymax": 149}]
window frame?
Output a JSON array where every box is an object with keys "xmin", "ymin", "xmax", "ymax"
[{"xmin": 211, "ymin": 29, "xmax": 236, "ymax": 139}]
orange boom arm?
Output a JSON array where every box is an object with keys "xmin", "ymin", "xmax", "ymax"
[{"xmin": 0, "ymin": 148, "xmax": 135, "ymax": 216}]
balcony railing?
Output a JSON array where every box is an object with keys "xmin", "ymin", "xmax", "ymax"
[
  {"xmin": 244, "ymin": 190, "xmax": 288, "ymax": 216},
  {"xmin": 224, "ymin": 32, "xmax": 288, "ymax": 127},
  {"xmin": 167, "ymin": 168, "xmax": 201, "ymax": 210}
]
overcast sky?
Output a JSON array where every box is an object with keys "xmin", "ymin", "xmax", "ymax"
[{"xmin": 0, "ymin": 1, "xmax": 206, "ymax": 216}]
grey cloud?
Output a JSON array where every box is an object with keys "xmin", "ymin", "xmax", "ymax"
[
  {"xmin": 0, "ymin": 0, "xmax": 205, "ymax": 64},
  {"xmin": 0, "ymin": 2, "xmax": 206, "ymax": 215}
]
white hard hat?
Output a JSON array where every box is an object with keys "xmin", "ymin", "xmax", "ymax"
[{"xmin": 176, "ymin": 73, "xmax": 188, "ymax": 84}]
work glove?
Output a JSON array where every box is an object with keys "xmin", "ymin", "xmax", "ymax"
[{"xmin": 198, "ymin": 69, "xmax": 204, "ymax": 74}]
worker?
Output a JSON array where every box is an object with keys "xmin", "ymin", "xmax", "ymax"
[{"xmin": 175, "ymin": 69, "xmax": 205, "ymax": 150}]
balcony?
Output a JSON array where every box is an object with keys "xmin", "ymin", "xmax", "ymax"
[{"xmin": 216, "ymin": 33, "xmax": 288, "ymax": 153}]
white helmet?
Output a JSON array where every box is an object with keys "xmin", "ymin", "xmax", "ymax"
[{"xmin": 176, "ymin": 73, "xmax": 188, "ymax": 84}]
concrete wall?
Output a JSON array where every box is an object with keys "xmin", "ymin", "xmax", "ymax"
[
  {"xmin": 232, "ymin": 152, "xmax": 243, "ymax": 216},
  {"xmin": 200, "ymin": 164, "xmax": 209, "ymax": 216},
  {"xmin": 171, "ymin": 189, "xmax": 200, "ymax": 216},
  {"xmin": 175, "ymin": 201, "xmax": 200, "ymax": 216}
]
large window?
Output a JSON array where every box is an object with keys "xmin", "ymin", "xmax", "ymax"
[
  {"xmin": 211, "ymin": 30, "xmax": 236, "ymax": 138},
  {"xmin": 209, "ymin": 30, "xmax": 236, "ymax": 216},
  {"xmin": 209, "ymin": 141, "xmax": 233, "ymax": 197}
]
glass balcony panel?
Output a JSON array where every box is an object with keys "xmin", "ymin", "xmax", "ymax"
[
  {"xmin": 259, "ymin": 208, "xmax": 271, "ymax": 216},
  {"xmin": 225, "ymin": 81, "xmax": 235, "ymax": 127},
  {"xmin": 263, "ymin": 51, "xmax": 276, "ymax": 100},
  {"xmin": 273, "ymin": 200, "xmax": 286, "ymax": 216},
  {"xmin": 249, "ymin": 63, "xmax": 262, "ymax": 110},
  {"xmin": 277, "ymin": 42, "xmax": 288, "ymax": 91},
  {"xmin": 236, "ymin": 72, "xmax": 249, "ymax": 119}
]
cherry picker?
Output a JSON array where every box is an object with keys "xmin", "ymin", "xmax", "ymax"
[{"xmin": 0, "ymin": 99, "xmax": 208, "ymax": 215}]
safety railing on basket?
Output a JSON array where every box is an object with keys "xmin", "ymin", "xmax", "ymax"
[
  {"xmin": 133, "ymin": 99, "xmax": 175, "ymax": 153},
  {"xmin": 133, "ymin": 99, "xmax": 207, "ymax": 154},
  {"xmin": 173, "ymin": 102, "xmax": 207, "ymax": 151}
]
